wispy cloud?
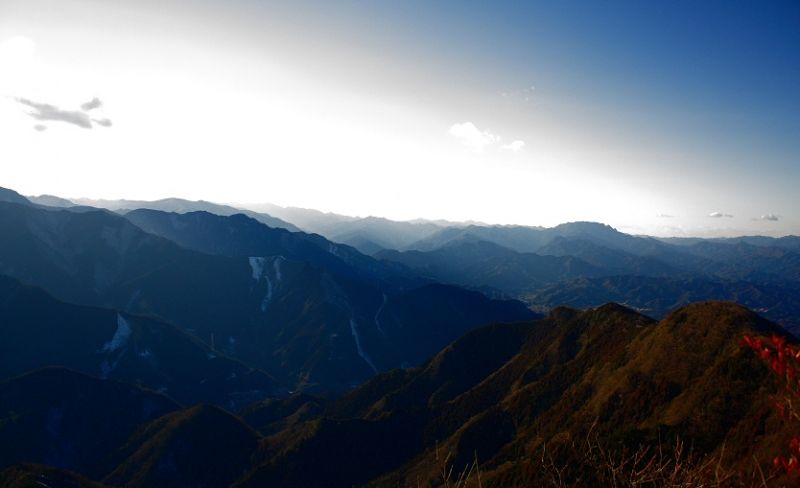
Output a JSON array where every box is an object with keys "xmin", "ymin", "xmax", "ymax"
[
  {"xmin": 449, "ymin": 122, "xmax": 525, "ymax": 153},
  {"xmin": 656, "ymin": 213, "xmax": 674, "ymax": 218},
  {"xmin": 757, "ymin": 213, "xmax": 780, "ymax": 221},
  {"xmin": 16, "ymin": 97, "xmax": 112, "ymax": 130},
  {"xmin": 708, "ymin": 212, "xmax": 734, "ymax": 218},
  {"xmin": 81, "ymin": 97, "xmax": 102, "ymax": 111},
  {"xmin": 18, "ymin": 98, "xmax": 92, "ymax": 128},
  {"xmin": 449, "ymin": 122, "xmax": 499, "ymax": 151},
  {"xmin": 502, "ymin": 140, "xmax": 525, "ymax": 152}
]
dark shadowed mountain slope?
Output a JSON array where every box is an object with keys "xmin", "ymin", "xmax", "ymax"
[
  {"xmin": 0, "ymin": 200, "xmax": 194, "ymax": 305},
  {"xmin": 124, "ymin": 208, "xmax": 423, "ymax": 291},
  {"xmin": 239, "ymin": 302, "xmax": 789, "ymax": 487},
  {"xmin": 106, "ymin": 247, "xmax": 533, "ymax": 391},
  {"xmin": 376, "ymin": 239, "xmax": 605, "ymax": 295},
  {"xmin": 524, "ymin": 275, "xmax": 800, "ymax": 333},
  {"xmin": 105, "ymin": 404, "xmax": 260, "ymax": 488},
  {"xmin": 0, "ymin": 464, "xmax": 109, "ymax": 488},
  {"xmin": 0, "ymin": 201, "xmax": 535, "ymax": 392},
  {"xmin": 335, "ymin": 234, "xmax": 386, "ymax": 255},
  {"xmin": 370, "ymin": 284, "xmax": 539, "ymax": 369},
  {"xmin": 240, "ymin": 393, "xmax": 326, "ymax": 436},
  {"xmin": 0, "ymin": 368, "xmax": 180, "ymax": 479},
  {"xmin": 537, "ymin": 236, "xmax": 683, "ymax": 277},
  {"xmin": 0, "ymin": 202, "xmax": 289, "ymax": 381},
  {"xmin": 0, "ymin": 275, "xmax": 275, "ymax": 406}
]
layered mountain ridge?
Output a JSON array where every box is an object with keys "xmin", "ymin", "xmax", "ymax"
[{"xmin": 0, "ymin": 195, "xmax": 535, "ymax": 392}]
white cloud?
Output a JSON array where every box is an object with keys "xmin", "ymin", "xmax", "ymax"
[
  {"xmin": 502, "ymin": 140, "xmax": 525, "ymax": 152},
  {"xmin": 81, "ymin": 97, "xmax": 103, "ymax": 111},
  {"xmin": 16, "ymin": 97, "xmax": 112, "ymax": 130},
  {"xmin": 449, "ymin": 122, "xmax": 499, "ymax": 152},
  {"xmin": 708, "ymin": 212, "xmax": 733, "ymax": 218},
  {"xmin": 655, "ymin": 213, "xmax": 674, "ymax": 218},
  {"xmin": 758, "ymin": 213, "xmax": 779, "ymax": 222},
  {"xmin": 17, "ymin": 97, "xmax": 92, "ymax": 128}
]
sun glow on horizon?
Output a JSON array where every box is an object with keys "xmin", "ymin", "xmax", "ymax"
[{"xmin": 1, "ymin": 0, "xmax": 797, "ymax": 238}]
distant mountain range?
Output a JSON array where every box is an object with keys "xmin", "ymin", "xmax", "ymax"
[
  {"xmin": 236, "ymin": 202, "xmax": 463, "ymax": 253},
  {"xmin": 12, "ymin": 186, "xmax": 800, "ymax": 334},
  {"xmin": 26, "ymin": 192, "xmax": 473, "ymax": 254},
  {"xmin": 123, "ymin": 208, "xmax": 422, "ymax": 291},
  {"xmin": 374, "ymin": 224, "xmax": 800, "ymax": 331},
  {"xmin": 51, "ymin": 196, "xmax": 302, "ymax": 232},
  {"xmin": 376, "ymin": 238, "xmax": 608, "ymax": 295}
]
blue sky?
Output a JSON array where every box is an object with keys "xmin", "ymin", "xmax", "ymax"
[{"xmin": 1, "ymin": 0, "xmax": 798, "ymax": 236}]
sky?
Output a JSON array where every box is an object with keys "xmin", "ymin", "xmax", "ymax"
[{"xmin": 1, "ymin": 0, "xmax": 798, "ymax": 237}]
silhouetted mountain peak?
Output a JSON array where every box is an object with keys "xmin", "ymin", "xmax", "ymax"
[
  {"xmin": 27, "ymin": 194, "xmax": 75, "ymax": 207},
  {"xmin": 0, "ymin": 187, "xmax": 30, "ymax": 205},
  {"xmin": 552, "ymin": 220, "xmax": 620, "ymax": 235}
]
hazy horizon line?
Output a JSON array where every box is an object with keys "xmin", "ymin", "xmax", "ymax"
[{"xmin": 22, "ymin": 190, "xmax": 799, "ymax": 241}]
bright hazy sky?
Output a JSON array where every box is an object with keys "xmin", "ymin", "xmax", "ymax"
[{"xmin": 1, "ymin": 0, "xmax": 798, "ymax": 237}]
